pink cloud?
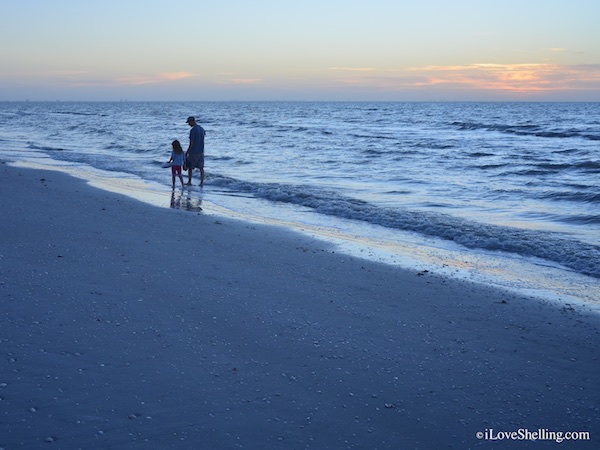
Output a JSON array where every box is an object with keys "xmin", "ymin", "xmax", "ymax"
[
  {"xmin": 328, "ymin": 67, "xmax": 377, "ymax": 72},
  {"xmin": 115, "ymin": 72, "xmax": 194, "ymax": 86},
  {"xmin": 219, "ymin": 78, "xmax": 262, "ymax": 85},
  {"xmin": 331, "ymin": 63, "xmax": 600, "ymax": 96}
]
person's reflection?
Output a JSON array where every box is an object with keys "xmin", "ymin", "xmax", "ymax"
[
  {"xmin": 170, "ymin": 190, "xmax": 182, "ymax": 209},
  {"xmin": 171, "ymin": 190, "xmax": 203, "ymax": 212}
]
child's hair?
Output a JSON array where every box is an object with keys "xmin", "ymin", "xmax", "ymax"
[{"xmin": 172, "ymin": 140, "xmax": 183, "ymax": 154}]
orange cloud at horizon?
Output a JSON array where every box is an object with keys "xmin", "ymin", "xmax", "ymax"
[
  {"xmin": 328, "ymin": 67, "xmax": 377, "ymax": 72},
  {"xmin": 218, "ymin": 78, "xmax": 262, "ymax": 85},
  {"xmin": 333, "ymin": 63, "xmax": 600, "ymax": 96},
  {"xmin": 415, "ymin": 64, "xmax": 569, "ymax": 93},
  {"xmin": 115, "ymin": 72, "xmax": 194, "ymax": 86},
  {"xmin": 59, "ymin": 71, "xmax": 196, "ymax": 88}
]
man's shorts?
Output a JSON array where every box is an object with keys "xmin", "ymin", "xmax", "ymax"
[{"xmin": 186, "ymin": 153, "xmax": 204, "ymax": 170}]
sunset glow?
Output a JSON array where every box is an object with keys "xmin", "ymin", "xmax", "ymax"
[{"xmin": 1, "ymin": 0, "xmax": 598, "ymax": 101}]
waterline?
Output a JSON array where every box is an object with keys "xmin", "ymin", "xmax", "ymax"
[{"xmin": 10, "ymin": 158, "xmax": 600, "ymax": 311}]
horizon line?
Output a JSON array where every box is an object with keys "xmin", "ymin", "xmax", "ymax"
[{"xmin": 2, "ymin": 99, "xmax": 599, "ymax": 103}]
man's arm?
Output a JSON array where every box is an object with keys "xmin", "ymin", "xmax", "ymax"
[{"xmin": 186, "ymin": 128, "xmax": 196, "ymax": 157}]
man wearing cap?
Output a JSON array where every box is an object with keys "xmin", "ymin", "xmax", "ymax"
[{"xmin": 185, "ymin": 116, "xmax": 206, "ymax": 187}]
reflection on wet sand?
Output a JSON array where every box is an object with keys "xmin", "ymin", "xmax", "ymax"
[{"xmin": 171, "ymin": 189, "xmax": 203, "ymax": 212}]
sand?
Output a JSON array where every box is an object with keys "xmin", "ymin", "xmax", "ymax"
[{"xmin": 1, "ymin": 163, "xmax": 599, "ymax": 450}]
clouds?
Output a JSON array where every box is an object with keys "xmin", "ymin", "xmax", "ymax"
[
  {"xmin": 329, "ymin": 67, "xmax": 377, "ymax": 72},
  {"xmin": 1, "ymin": 61, "xmax": 599, "ymax": 101},
  {"xmin": 0, "ymin": 66, "xmax": 597, "ymax": 102},
  {"xmin": 116, "ymin": 72, "xmax": 195, "ymax": 86},
  {"xmin": 218, "ymin": 78, "xmax": 262, "ymax": 85},
  {"xmin": 408, "ymin": 63, "xmax": 600, "ymax": 93},
  {"xmin": 1, "ymin": 1, "xmax": 598, "ymax": 100},
  {"xmin": 326, "ymin": 63, "xmax": 600, "ymax": 99}
]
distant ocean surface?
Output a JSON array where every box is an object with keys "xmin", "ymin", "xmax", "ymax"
[{"xmin": 1, "ymin": 101, "xmax": 599, "ymax": 304}]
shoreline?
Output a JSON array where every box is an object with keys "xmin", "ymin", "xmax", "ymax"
[
  {"xmin": 1, "ymin": 163, "xmax": 599, "ymax": 449},
  {"xmin": 10, "ymin": 159, "xmax": 600, "ymax": 309}
]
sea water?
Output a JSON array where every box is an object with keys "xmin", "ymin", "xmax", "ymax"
[{"xmin": 1, "ymin": 101, "xmax": 598, "ymax": 305}]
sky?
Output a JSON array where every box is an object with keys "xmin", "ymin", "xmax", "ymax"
[{"xmin": 1, "ymin": 0, "xmax": 599, "ymax": 101}]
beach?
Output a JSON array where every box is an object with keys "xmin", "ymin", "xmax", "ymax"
[{"xmin": 1, "ymin": 162, "xmax": 599, "ymax": 449}]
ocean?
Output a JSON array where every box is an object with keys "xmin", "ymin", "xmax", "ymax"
[{"xmin": 1, "ymin": 101, "xmax": 599, "ymax": 305}]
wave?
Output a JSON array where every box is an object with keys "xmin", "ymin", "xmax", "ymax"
[
  {"xmin": 503, "ymin": 161, "xmax": 600, "ymax": 177},
  {"xmin": 53, "ymin": 111, "xmax": 100, "ymax": 117},
  {"xmin": 211, "ymin": 155, "xmax": 236, "ymax": 162},
  {"xmin": 559, "ymin": 215, "xmax": 600, "ymax": 225},
  {"xmin": 468, "ymin": 151, "xmax": 496, "ymax": 158},
  {"xmin": 27, "ymin": 143, "xmax": 64, "ymax": 152},
  {"xmin": 576, "ymin": 161, "xmax": 600, "ymax": 172},
  {"xmin": 541, "ymin": 190, "xmax": 600, "ymax": 204},
  {"xmin": 452, "ymin": 121, "xmax": 600, "ymax": 141},
  {"xmin": 413, "ymin": 141, "xmax": 456, "ymax": 150},
  {"xmin": 210, "ymin": 175, "xmax": 600, "ymax": 278},
  {"xmin": 536, "ymin": 161, "xmax": 600, "ymax": 173},
  {"xmin": 475, "ymin": 163, "xmax": 509, "ymax": 170}
]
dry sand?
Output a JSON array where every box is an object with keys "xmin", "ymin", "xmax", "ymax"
[{"xmin": 1, "ymin": 163, "xmax": 599, "ymax": 449}]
